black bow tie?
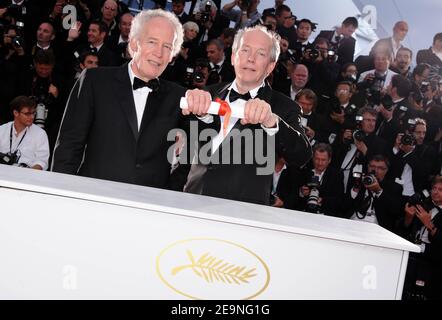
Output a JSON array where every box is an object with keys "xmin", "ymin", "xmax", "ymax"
[
  {"xmin": 132, "ymin": 77, "xmax": 160, "ymax": 91},
  {"xmin": 229, "ymin": 89, "xmax": 252, "ymax": 102}
]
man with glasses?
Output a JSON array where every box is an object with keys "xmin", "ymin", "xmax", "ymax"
[
  {"xmin": 0, "ymin": 96, "xmax": 49, "ymax": 170},
  {"xmin": 343, "ymin": 154, "xmax": 402, "ymax": 232}
]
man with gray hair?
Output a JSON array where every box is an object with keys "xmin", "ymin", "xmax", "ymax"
[
  {"xmin": 52, "ymin": 9, "xmax": 212, "ymax": 188},
  {"xmin": 183, "ymin": 25, "xmax": 312, "ymax": 205}
]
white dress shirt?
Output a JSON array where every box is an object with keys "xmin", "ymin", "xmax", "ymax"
[
  {"xmin": 198, "ymin": 80, "xmax": 279, "ymax": 154},
  {"xmin": 0, "ymin": 122, "xmax": 49, "ymax": 170},
  {"xmin": 128, "ymin": 63, "xmax": 153, "ymax": 130}
]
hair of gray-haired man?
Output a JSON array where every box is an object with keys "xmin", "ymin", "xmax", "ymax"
[
  {"xmin": 129, "ymin": 9, "xmax": 184, "ymax": 58},
  {"xmin": 232, "ymin": 25, "xmax": 281, "ymax": 63}
]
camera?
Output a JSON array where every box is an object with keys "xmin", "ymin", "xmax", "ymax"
[
  {"xmin": 200, "ymin": 1, "xmax": 212, "ymax": 24},
  {"xmin": 362, "ymin": 171, "xmax": 376, "ymax": 186},
  {"xmin": 12, "ymin": 35, "xmax": 23, "ymax": 47},
  {"xmin": 327, "ymin": 49, "xmax": 337, "ymax": 63},
  {"xmin": 306, "ymin": 175, "xmax": 321, "ymax": 214},
  {"xmin": 34, "ymin": 103, "xmax": 48, "ymax": 129},
  {"xmin": 401, "ymin": 119, "xmax": 417, "ymax": 146},
  {"xmin": 408, "ymin": 189, "xmax": 430, "ymax": 207},
  {"xmin": 6, "ymin": 4, "xmax": 23, "ymax": 19},
  {"xmin": 352, "ymin": 115, "xmax": 366, "ymax": 142},
  {"xmin": 307, "ymin": 48, "xmax": 320, "ymax": 61},
  {"xmin": 352, "ymin": 171, "xmax": 363, "ymax": 189},
  {"xmin": 0, "ymin": 150, "xmax": 20, "ymax": 166}
]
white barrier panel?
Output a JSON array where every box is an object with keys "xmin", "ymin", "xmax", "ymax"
[{"xmin": 0, "ymin": 165, "xmax": 419, "ymax": 300}]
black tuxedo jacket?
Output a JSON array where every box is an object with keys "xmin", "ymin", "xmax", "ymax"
[
  {"xmin": 315, "ymin": 30, "xmax": 356, "ymax": 65},
  {"xmin": 52, "ymin": 64, "xmax": 187, "ymax": 188},
  {"xmin": 417, "ymin": 48, "xmax": 442, "ymax": 68},
  {"xmin": 184, "ymin": 82, "xmax": 312, "ymax": 205}
]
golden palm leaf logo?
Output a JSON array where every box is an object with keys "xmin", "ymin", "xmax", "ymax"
[
  {"xmin": 171, "ymin": 250, "xmax": 257, "ymax": 285},
  {"xmin": 156, "ymin": 238, "xmax": 270, "ymax": 300}
]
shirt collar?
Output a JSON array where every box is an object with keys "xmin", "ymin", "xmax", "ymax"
[
  {"xmin": 228, "ymin": 80, "xmax": 265, "ymax": 99},
  {"xmin": 312, "ymin": 168, "xmax": 326, "ymax": 181},
  {"xmin": 91, "ymin": 42, "xmax": 104, "ymax": 52},
  {"xmin": 118, "ymin": 35, "xmax": 128, "ymax": 44},
  {"xmin": 37, "ymin": 43, "xmax": 50, "ymax": 50}
]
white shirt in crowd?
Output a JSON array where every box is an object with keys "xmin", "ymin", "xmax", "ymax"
[{"xmin": 0, "ymin": 122, "xmax": 50, "ymax": 170}]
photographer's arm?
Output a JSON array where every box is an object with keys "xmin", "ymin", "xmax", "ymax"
[{"xmin": 222, "ymin": 0, "xmax": 239, "ymax": 13}]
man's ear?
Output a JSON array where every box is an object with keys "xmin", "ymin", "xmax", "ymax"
[
  {"xmin": 265, "ymin": 61, "xmax": 276, "ymax": 78},
  {"xmin": 129, "ymin": 38, "xmax": 138, "ymax": 55}
]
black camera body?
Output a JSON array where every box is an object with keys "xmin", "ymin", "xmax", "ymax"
[
  {"xmin": 409, "ymin": 189, "xmax": 430, "ymax": 208},
  {"xmin": 401, "ymin": 119, "xmax": 417, "ymax": 146},
  {"xmin": 306, "ymin": 175, "xmax": 321, "ymax": 214},
  {"xmin": 352, "ymin": 115, "xmax": 366, "ymax": 142},
  {"xmin": 200, "ymin": 1, "xmax": 212, "ymax": 24},
  {"xmin": 362, "ymin": 171, "xmax": 376, "ymax": 186},
  {"xmin": 0, "ymin": 151, "xmax": 20, "ymax": 166},
  {"xmin": 12, "ymin": 35, "xmax": 24, "ymax": 47},
  {"xmin": 308, "ymin": 48, "xmax": 320, "ymax": 61}
]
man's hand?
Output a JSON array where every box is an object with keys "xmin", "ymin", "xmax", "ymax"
[
  {"xmin": 330, "ymin": 111, "xmax": 345, "ymax": 124},
  {"xmin": 355, "ymin": 139, "xmax": 368, "ymax": 155},
  {"xmin": 300, "ymin": 186, "xmax": 310, "ymax": 197},
  {"xmin": 183, "ymin": 89, "xmax": 212, "ymax": 116},
  {"xmin": 364, "ymin": 73, "xmax": 375, "ymax": 83},
  {"xmin": 415, "ymin": 205, "xmax": 433, "ymax": 229},
  {"xmin": 0, "ymin": 7, "xmax": 7, "ymax": 18},
  {"xmin": 67, "ymin": 21, "xmax": 82, "ymax": 41},
  {"xmin": 272, "ymin": 196, "xmax": 284, "ymax": 208},
  {"xmin": 366, "ymin": 177, "xmax": 382, "ymax": 193},
  {"xmin": 304, "ymin": 126, "xmax": 315, "ymax": 139},
  {"xmin": 48, "ymin": 84, "xmax": 59, "ymax": 98},
  {"xmin": 379, "ymin": 103, "xmax": 393, "ymax": 121},
  {"xmin": 342, "ymin": 129, "xmax": 353, "ymax": 142},
  {"xmin": 241, "ymin": 98, "xmax": 277, "ymax": 128}
]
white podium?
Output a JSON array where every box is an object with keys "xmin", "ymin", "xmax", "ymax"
[{"xmin": 0, "ymin": 165, "xmax": 419, "ymax": 300}]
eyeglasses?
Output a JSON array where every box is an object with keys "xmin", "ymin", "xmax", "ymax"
[{"xmin": 20, "ymin": 111, "xmax": 36, "ymax": 117}]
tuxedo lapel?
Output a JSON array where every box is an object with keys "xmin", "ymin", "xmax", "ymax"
[{"xmin": 114, "ymin": 64, "xmax": 139, "ymax": 141}]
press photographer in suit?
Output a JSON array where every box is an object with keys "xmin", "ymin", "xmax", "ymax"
[
  {"xmin": 183, "ymin": 25, "xmax": 312, "ymax": 205},
  {"xmin": 52, "ymin": 9, "xmax": 211, "ymax": 188}
]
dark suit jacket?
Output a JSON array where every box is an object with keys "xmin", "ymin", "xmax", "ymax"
[
  {"xmin": 184, "ymin": 82, "xmax": 312, "ymax": 205},
  {"xmin": 344, "ymin": 178, "xmax": 403, "ymax": 231},
  {"xmin": 417, "ymin": 48, "xmax": 442, "ymax": 68},
  {"xmin": 52, "ymin": 64, "xmax": 187, "ymax": 188},
  {"xmin": 315, "ymin": 30, "xmax": 356, "ymax": 66}
]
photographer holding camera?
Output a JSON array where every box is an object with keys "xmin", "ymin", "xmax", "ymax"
[
  {"xmin": 0, "ymin": 95, "xmax": 49, "ymax": 170},
  {"xmin": 375, "ymin": 74, "xmax": 415, "ymax": 147},
  {"xmin": 332, "ymin": 107, "xmax": 388, "ymax": 193},
  {"xmin": 397, "ymin": 175, "xmax": 442, "ymax": 300},
  {"xmin": 222, "ymin": 0, "xmax": 261, "ymax": 30},
  {"xmin": 278, "ymin": 143, "xmax": 343, "ymax": 215},
  {"xmin": 344, "ymin": 155, "xmax": 402, "ymax": 231},
  {"xmin": 321, "ymin": 81, "xmax": 359, "ymax": 142},
  {"xmin": 304, "ymin": 38, "xmax": 340, "ymax": 100},
  {"xmin": 193, "ymin": 0, "xmax": 229, "ymax": 46},
  {"xmin": 0, "ymin": 23, "xmax": 26, "ymax": 123}
]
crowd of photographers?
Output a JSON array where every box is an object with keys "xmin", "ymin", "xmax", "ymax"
[{"xmin": 1, "ymin": 0, "xmax": 442, "ymax": 299}]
